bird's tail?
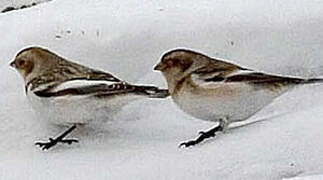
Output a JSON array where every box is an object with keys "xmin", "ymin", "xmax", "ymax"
[
  {"xmin": 134, "ymin": 85, "xmax": 170, "ymax": 98},
  {"xmin": 303, "ymin": 78, "xmax": 323, "ymax": 84}
]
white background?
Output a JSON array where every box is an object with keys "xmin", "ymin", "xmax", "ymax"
[{"xmin": 1, "ymin": 0, "xmax": 323, "ymax": 179}]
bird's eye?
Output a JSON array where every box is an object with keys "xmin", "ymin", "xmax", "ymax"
[
  {"xmin": 167, "ymin": 59, "xmax": 174, "ymax": 66},
  {"xmin": 17, "ymin": 60, "xmax": 25, "ymax": 67}
]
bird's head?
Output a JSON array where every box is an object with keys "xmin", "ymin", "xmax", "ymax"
[
  {"xmin": 10, "ymin": 47, "xmax": 59, "ymax": 82},
  {"xmin": 154, "ymin": 49, "xmax": 210, "ymax": 93}
]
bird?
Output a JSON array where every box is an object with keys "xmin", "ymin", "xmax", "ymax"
[
  {"xmin": 10, "ymin": 46, "xmax": 169, "ymax": 150},
  {"xmin": 154, "ymin": 48, "xmax": 323, "ymax": 148}
]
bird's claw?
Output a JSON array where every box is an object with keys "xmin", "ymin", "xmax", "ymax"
[
  {"xmin": 35, "ymin": 140, "xmax": 57, "ymax": 150},
  {"xmin": 35, "ymin": 138, "xmax": 78, "ymax": 150},
  {"xmin": 179, "ymin": 140, "xmax": 198, "ymax": 148}
]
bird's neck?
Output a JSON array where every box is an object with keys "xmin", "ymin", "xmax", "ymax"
[{"xmin": 164, "ymin": 75, "xmax": 187, "ymax": 96}]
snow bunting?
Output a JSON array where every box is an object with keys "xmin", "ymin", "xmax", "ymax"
[
  {"xmin": 154, "ymin": 49, "xmax": 323, "ymax": 147},
  {"xmin": 10, "ymin": 47, "xmax": 169, "ymax": 150}
]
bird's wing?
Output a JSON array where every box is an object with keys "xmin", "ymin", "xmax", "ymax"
[
  {"xmin": 33, "ymin": 80, "xmax": 169, "ymax": 98},
  {"xmin": 58, "ymin": 60, "xmax": 122, "ymax": 82},
  {"xmin": 225, "ymin": 71, "xmax": 305, "ymax": 84},
  {"xmin": 27, "ymin": 61, "xmax": 121, "ymax": 92},
  {"xmin": 192, "ymin": 68, "xmax": 305, "ymax": 87},
  {"xmin": 191, "ymin": 58, "xmax": 248, "ymax": 80},
  {"xmin": 189, "ymin": 61, "xmax": 245, "ymax": 85}
]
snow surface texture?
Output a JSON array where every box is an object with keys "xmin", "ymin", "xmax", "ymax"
[{"xmin": 1, "ymin": 0, "xmax": 323, "ymax": 179}]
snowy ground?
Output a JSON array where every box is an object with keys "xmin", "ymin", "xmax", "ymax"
[{"xmin": 1, "ymin": 0, "xmax": 323, "ymax": 179}]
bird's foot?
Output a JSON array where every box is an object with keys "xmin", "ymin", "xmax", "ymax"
[
  {"xmin": 35, "ymin": 125, "xmax": 78, "ymax": 150},
  {"xmin": 179, "ymin": 125, "xmax": 222, "ymax": 148},
  {"xmin": 179, "ymin": 139, "xmax": 201, "ymax": 148},
  {"xmin": 179, "ymin": 131, "xmax": 216, "ymax": 148},
  {"xmin": 35, "ymin": 137, "xmax": 78, "ymax": 150}
]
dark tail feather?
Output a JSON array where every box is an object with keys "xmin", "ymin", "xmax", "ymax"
[
  {"xmin": 303, "ymin": 78, "xmax": 323, "ymax": 84},
  {"xmin": 135, "ymin": 85, "xmax": 170, "ymax": 98}
]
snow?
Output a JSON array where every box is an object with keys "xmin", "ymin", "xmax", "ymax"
[
  {"xmin": 1, "ymin": 0, "xmax": 323, "ymax": 179},
  {"xmin": 284, "ymin": 174, "xmax": 323, "ymax": 180}
]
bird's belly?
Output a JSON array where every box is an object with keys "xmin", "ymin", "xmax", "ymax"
[
  {"xmin": 173, "ymin": 83, "xmax": 285, "ymax": 122},
  {"xmin": 27, "ymin": 93, "xmax": 140, "ymax": 126}
]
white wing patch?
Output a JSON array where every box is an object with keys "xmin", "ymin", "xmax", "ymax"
[
  {"xmin": 226, "ymin": 70, "xmax": 256, "ymax": 77},
  {"xmin": 27, "ymin": 81, "xmax": 56, "ymax": 93},
  {"xmin": 191, "ymin": 70, "xmax": 254, "ymax": 89},
  {"xmin": 52, "ymin": 79, "xmax": 120, "ymax": 92},
  {"xmin": 191, "ymin": 73, "xmax": 226, "ymax": 89}
]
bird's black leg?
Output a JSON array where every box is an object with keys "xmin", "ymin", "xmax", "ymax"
[
  {"xmin": 179, "ymin": 125, "xmax": 223, "ymax": 148},
  {"xmin": 35, "ymin": 125, "xmax": 78, "ymax": 150}
]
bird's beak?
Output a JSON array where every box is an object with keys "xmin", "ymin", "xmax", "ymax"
[
  {"xmin": 9, "ymin": 61, "xmax": 16, "ymax": 68},
  {"xmin": 154, "ymin": 62, "xmax": 165, "ymax": 71}
]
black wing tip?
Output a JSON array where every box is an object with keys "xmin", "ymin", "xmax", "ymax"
[
  {"xmin": 137, "ymin": 86, "xmax": 170, "ymax": 98},
  {"xmin": 304, "ymin": 78, "xmax": 323, "ymax": 84},
  {"xmin": 149, "ymin": 89, "xmax": 170, "ymax": 98}
]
